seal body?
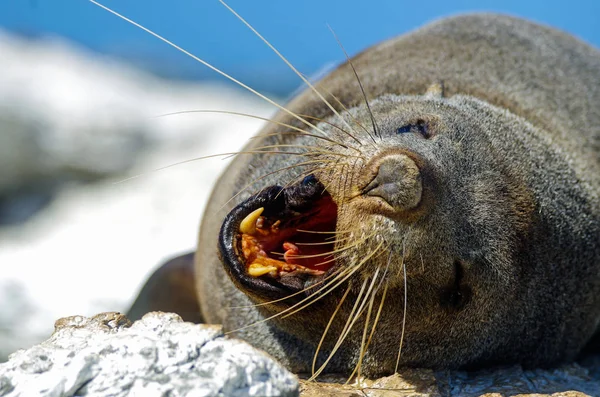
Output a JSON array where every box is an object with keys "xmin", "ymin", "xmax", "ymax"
[{"xmin": 189, "ymin": 14, "xmax": 600, "ymax": 375}]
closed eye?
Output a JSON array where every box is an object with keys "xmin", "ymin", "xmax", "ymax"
[{"xmin": 396, "ymin": 119, "xmax": 431, "ymax": 138}]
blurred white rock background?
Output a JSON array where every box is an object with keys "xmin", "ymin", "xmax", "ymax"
[{"xmin": 0, "ymin": 30, "xmax": 274, "ymax": 360}]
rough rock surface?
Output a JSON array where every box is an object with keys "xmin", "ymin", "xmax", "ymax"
[
  {"xmin": 0, "ymin": 312, "xmax": 298, "ymax": 397},
  {"xmin": 298, "ymin": 362, "xmax": 600, "ymax": 396},
  {"xmin": 1, "ymin": 312, "xmax": 599, "ymax": 397}
]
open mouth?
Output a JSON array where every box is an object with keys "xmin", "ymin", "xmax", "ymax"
[{"xmin": 219, "ymin": 175, "xmax": 338, "ymax": 301}]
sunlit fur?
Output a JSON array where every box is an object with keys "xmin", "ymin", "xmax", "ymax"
[
  {"xmin": 196, "ymin": 12, "xmax": 600, "ymax": 377},
  {"xmin": 91, "ymin": 0, "xmax": 600, "ymax": 379}
]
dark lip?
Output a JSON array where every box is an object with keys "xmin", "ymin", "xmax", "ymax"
[{"xmin": 218, "ymin": 176, "xmax": 337, "ymax": 303}]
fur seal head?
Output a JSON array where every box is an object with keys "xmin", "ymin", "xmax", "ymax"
[
  {"xmin": 92, "ymin": 1, "xmax": 599, "ymax": 380},
  {"xmin": 198, "ymin": 13, "xmax": 600, "ymax": 377},
  {"xmin": 216, "ymin": 89, "xmax": 592, "ymax": 376}
]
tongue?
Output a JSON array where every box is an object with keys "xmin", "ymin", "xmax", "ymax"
[
  {"xmin": 283, "ymin": 241, "xmax": 333, "ymax": 269},
  {"xmin": 283, "ymin": 242, "xmax": 300, "ymax": 264}
]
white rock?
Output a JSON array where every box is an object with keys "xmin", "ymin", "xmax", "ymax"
[{"xmin": 0, "ymin": 312, "xmax": 298, "ymax": 397}]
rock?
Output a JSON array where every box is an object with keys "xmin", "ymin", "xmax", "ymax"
[
  {"xmin": 2, "ymin": 311, "xmax": 599, "ymax": 397},
  {"xmin": 0, "ymin": 312, "xmax": 299, "ymax": 397},
  {"xmin": 297, "ymin": 362, "xmax": 600, "ymax": 396}
]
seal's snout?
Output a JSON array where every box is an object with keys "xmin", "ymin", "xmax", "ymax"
[{"xmin": 362, "ymin": 154, "xmax": 422, "ymax": 213}]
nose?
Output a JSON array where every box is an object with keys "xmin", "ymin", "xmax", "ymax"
[{"xmin": 362, "ymin": 154, "xmax": 422, "ymax": 212}]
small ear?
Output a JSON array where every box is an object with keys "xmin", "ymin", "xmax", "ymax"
[{"xmin": 424, "ymin": 81, "xmax": 444, "ymax": 99}]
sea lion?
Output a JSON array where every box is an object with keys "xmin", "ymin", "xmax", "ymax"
[{"xmin": 130, "ymin": 13, "xmax": 600, "ymax": 376}]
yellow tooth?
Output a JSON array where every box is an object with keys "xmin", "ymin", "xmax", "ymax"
[
  {"xmin": 239, "ymin": 207, "xmax": 264, "ymax": 235},
  {"xmin": 248, "ymin": 263, "xmax": 278, "ymax": 277}
]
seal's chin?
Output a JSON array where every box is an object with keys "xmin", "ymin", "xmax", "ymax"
[{"xmin": 219, "ymin": 175, "xmax": 339, "ymax": 302}]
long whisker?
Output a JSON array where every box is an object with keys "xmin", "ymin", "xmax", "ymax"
[
  {"xmin": 327, "ymin": 24, "xmax": 379, "ymax": 141},
  {"xmin": 217, "ymin": 160, "xmax": 337, "ymax": 211},
  {"xmin": 302, "ymin": 85, "xmax": 378, "ymax": 150},
  {"xmin": 311, "ymin": 265, "xmax": 383, "ymax": 380},
  {"xmin": 113, "ymin": 149, "xmax": 326, "ymax": 185},
  {"xmin": 311, "ymin": 283, "xmax": 352, "ymax": 375},
  {"xmin": 348, "ymin": 251, "xmax": 392, "ymax": 380},
  {"xmin": 310, "ymin": 277, "xmax": 369, "ymax": 380},
  {"xmin": 251, "ymin": 144, "xmax": 364, "ymax": 159},
  {"xmin": 298, "ymin": 113, "xmax": 368, "ymax": 148},
  {"xmin": 218, "ymin": 0, "xmax": 363, "ymax": 146},
  {"xmin": 278, "ymin": 230, "xmax": 378, "ymax": 261},
  {"xmin": 279, "ymin": 237, "xmax": 383, "ymax": 320},
  {"xmin": 394, "ymin": 242, "xmax": 408, "ymax": 373},
  {"xmin": 296, "ymin": 229, "xmax": 355, "ymax": 235},
  {"xmin": 229, "ymin": 228, "xmax": 378, "ymax": 311},
  {"xmin": 89, "ymin": 0, "xmax": 332, "ymax": 139},
  {"xmin": 251, "ymin": 130, "xmax": 355, "ymax": 152},
  {"xmin": 295, "ymin": 235, "xmax": 354, "ymax": 246},
  {"xmin": 366, "ymin": 282, "xmax": 389, "ymax": 353},
  {"xmin": 159, "ymin": 109, "xmax": 359, "ymax": 152},
  {"xmin": 354, "ymin": 279, "xmax": 377, "ymax": 381},
  {"xmin": 363, "ymin": 254, "xmax": 392, "ymax": 350},
  {"xmin": 227, "ymin": 266, "xmax": 344, "ymax": 309},
  {"xmin": 226, "ymin": 234, "xmax": 382, "ymax": 332},
  {"xmin": 271, "ymin": 243, "xmax": 351, "ymax": 260},
  {"xmin": 225, "ymin": 257, "xmax": 361, "ymax": 335},
  {"xmin": 280, "ymin": 240, "xmax": 385, "ymax": 319}
]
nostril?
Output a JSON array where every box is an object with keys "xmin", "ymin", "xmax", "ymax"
[{"xmin": 363, "ymin": 154, "xmax": 423, "ymax": 212}]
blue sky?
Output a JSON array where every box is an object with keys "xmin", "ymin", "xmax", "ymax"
[{"xmin": 1, "ymin": 0, "xmax": 599, "ymax": 94}]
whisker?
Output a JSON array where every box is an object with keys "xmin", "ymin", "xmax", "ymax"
[
  {"xmin": 159, "ymin": 109, "xmax": 357, "ymax": 152},
  {"xmin": 366, "ymin": 282, "xmax": 389, "ymax": 353},
  {"xmin": 218, "ymin": 0, "xmax": 363, "ymax": 146},
  {"xmin": 354, "ymin": 274, "xmax": 377, "ymax": 381},
  {"xmin": 217, "ymin": 160, "xmax": 336, "ymax": 211},
  {"xmin": 348, "ymin": 251, "xmax": 392, "ymax": 380},
  {"xmin": 302, "ymin": 86, "xmax": 377, "ymax": 150},
  {"xmin": 298, "ymin": 113, "xmax": 367, "ymax": 148},
  {"xmin": 230, "ymin": 228, "xmax": 374, "ymax": 310},
  {"xmin": 227, "ymin": 266, "xmax": 344, "ymax": 309},
  {"xmin": 225, "ymin": 237, "xmax": 381, "ymax": 334},
  {"xmin": 327, "ymin": 24, "xmax": 379, "ymax": 142},
  {"xmin": 271, "ymin": 230, "xmax": 379, "ymax": 273},
  {"xmin": 364, "ymin": 254, "xmax": 392, "ymax": 350},
  {"xmin": 89, "ymin": 0, "xmax": 332, "ymax": 139},
  {"xmin": 271, "ymin": 247, "xmax": 344, "ymax": 260},
  {"xmin": 295, "ymin": 235, "xmax": 354, "ymax": 246},
  {"xmin": 296, "ymin": 229, "xmax": 355, "ymax": 235},
  {"xmin": 225, "ymin": 259, "xmax": 360, "ymax": 335},
  {"xmin": 250, "ymin": 144, "xmax": 364, "ymax": 160},
  {"xmin": 113, "ymin": 149, "xmax": 325, "ymax": 185},
  {"xmin": 279, "ymin": 240, "xmax": 384, "ymax": 320},
  {"xmin": 290, "ymin": 230, "xmax": 377, "ymax": 254},
  {"xmin": 250, "ymin": 131, "xmax": 359, "ymax": 153},
  {"xmin": 312, "ymin": 283, "xmax": 352, "ymax": 375},
  {"xmin": 310, "ymin": 277, "xmax": 369, "ymax": 380},
  {"xmin": 394, "ymin": 242, "xmax": 408, "ymax": 373},
  {"xmin": 270, "ymin": 160, "xmax": 343, "ymax": 201},
  {"xmin": 311, "ymin": 264, "xmax": 383, "ymax": 380}
]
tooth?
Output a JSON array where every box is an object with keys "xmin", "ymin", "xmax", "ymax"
[
  {"xmin": 239, "ymin": 207, "xmax": 264, "ymax": 235},
  {"xmin": 248, "ymin": 263, "xmax": 278, "ymax": 277}
]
